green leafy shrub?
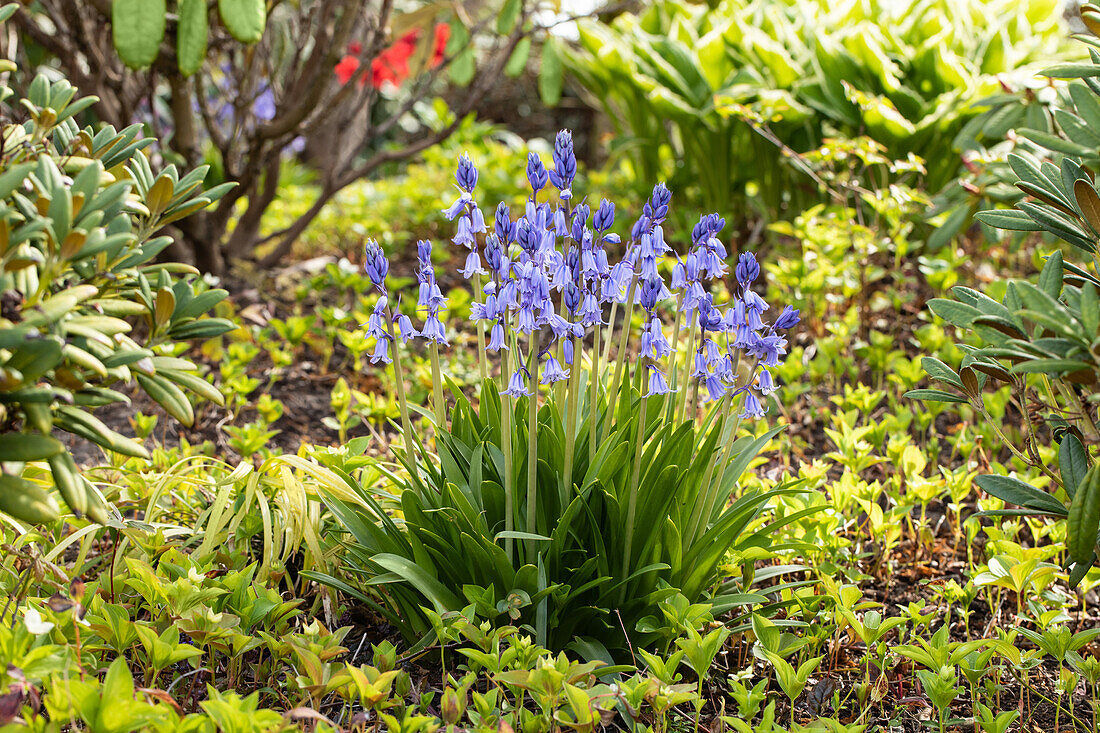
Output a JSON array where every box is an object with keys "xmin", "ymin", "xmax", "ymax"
[
  {"xmin": 0, "ymin": 21, "xmax": 234, "ymax": 526},
  {"xmin": 564, "ymin": 0, "xmax": 1069, "ymax": 228},
  {"xmin": 909, "ymin": 24, "xmax": 1100, "ymax": 585},
  {"xmin": 18, "ymin": 2, "xmax": 545, "ymax": 272}
]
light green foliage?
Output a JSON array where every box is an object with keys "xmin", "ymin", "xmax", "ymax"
[
  {"xmin": 0, "ymin": 43, "xmax": 233, "ymax": 525},
  {"xmin": 564, "ymin": 0, "xmax": 1069, "ymax": 224}
]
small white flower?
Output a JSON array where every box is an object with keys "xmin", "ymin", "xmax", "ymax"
[{"xmin": 23, "ymin": 607, "xmax": 54, "ymax": 635}]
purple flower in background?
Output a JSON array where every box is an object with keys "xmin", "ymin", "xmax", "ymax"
[
  {"xmin": 647, "ymin": 366, "xmax": 671, "ymax": 395},
  {"xmin": 442, "ymin": 194, "xmax": 470, "ymax": 221},
  {"xmin": 442, "ymin": 155, "xmax": 478, "ymax": 222},
  {"xmin": 746, "ymin": 331, "xmax": 787, "ymax": 367},
  {"xmin": 691, "ymin": 295, "xmax": 730, "ymax": 402},
  {"xmin": 563, "ymin": 282, "xmax": 581, "ymax": 316},
  {"xmin": 643, "ymin": 182, "xmax": 671, "ymax": 223},
  {"xmin": 593, "ymin": 198, "xmax": 615, "ymax": 233},
  {"xmin": 570, "ymin": 203, "xmax": 590, "ymax": 241},
  {"xmin": 483, "ymin": 235, "xmax": 508, "ymax": 279},
  {"xmin": 442, "ymin": 155, "xmax": 488, "ymax": 281},
  {"xmin": 703, "ymin": 371, "xmax": 726, "ymax": 402},
  {"xmin": 743, "ymin": 290, "xmax": 769, "ymax": 331},
  {"xmin": 488, "ymin": 321, "xmax": 508, "ymax": 351},
  {"xmin": 757, "ymin": 368, "xmax": 777, "ymax": 395},
  {"xmin": 253, "ymin": 87, "xmax": 276, "ymax": 121},
  {"xmin": 459, "ymin": 250, "xmax": 485, "ymax": 279},
  {"xmin": 370, "ymin": 338, "xmax": 391, "ymax": 364},
  {"xmin": 395, "ymin": 314, "xmax": 416, "ymax": 343},
  {"xmin": 639, "ymin": 276, "xmax": 662, "ymax": 312},
  {"xmin": 637, "ymin": 276, "xmax": 673, "ymax": 396},
  {"xmin": 421, "ymin": 314, "xmax": 447, "ymax": 344},
  {"xmin": 365, "ymin": 297, "xmax": 393, "ymax": 365},
  {"xmin": 692, "ymin": 214, "xmax": 728, "ymax": 279},
  {"xmin": 495, "ymin": 203, "xmax": 517, "ymax": 243},
  {"xmin": 540, "ymin": 354, "xmax": 569, "ymax": 384},
  {"xmin": 640, "ymin": 318, "xmax": 671, "ymax": 360}
]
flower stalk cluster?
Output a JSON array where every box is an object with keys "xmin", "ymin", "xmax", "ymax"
[{"xmin": 358, "ymin": 129, "xmax": 801, "ymax": 567}]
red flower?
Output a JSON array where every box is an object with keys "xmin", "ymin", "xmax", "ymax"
[
  {"xmin": 335, "ymin": 55, "xmax": 360, "ymax": 85},
  {"xmin": 431, "ymin": 23, "xmax": 449, "ymax": 68},
  {"xmin": 337, "ymin": 22, "xmax": 453, "ymax": 88}
]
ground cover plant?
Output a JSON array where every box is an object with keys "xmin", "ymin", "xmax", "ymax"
[{"xmin": 5, "ymin": 1, "xmax": 1100, "ymax": 732}]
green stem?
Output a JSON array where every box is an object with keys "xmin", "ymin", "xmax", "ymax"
[
  {"xmin": 674, "ymin": 322, "xmax": 697, "ymax": 425},
  {"xmin": 502, "ymin": 344, "xmax": 514, "ymax": 562},
  {"xmin": 621, "ymin": 378, "xmax": 648, "ymax": 583},
  {"xmin": 589, "ymin": 324, "xmax": 600, "ymax": 463},
  {"xmin": 563, "ymin": 335, "xmax": 582, "ymax": 504},
  {"xmin": 607, "ymin": 276, "xmax": 639, "ymax": 432},
  {"xmin": 385, "ymin": 305, "xmax": 418, "ymax": 481},
  {"xmin": 429, "ymin": 342, "xmax": 445, "ymax": 428},
  {"xmin": 473, "ymin": 273, "xmax": 488, "ymax": 386},
  {"xmin": 526, "ymin": 344, "xmax": 539, "ymax": 559},
  {"xmin": 664, "ymin": 296, "xmax": 685, "ymax": 426}
]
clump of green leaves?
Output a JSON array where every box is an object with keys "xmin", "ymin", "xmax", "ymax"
[
  {"xmin": 564, "ymin": 0, "xmax": 1068, "ymax": 226},
  {"xmin": 910, "ymin": 25, "xmax": 1100, "ymax": 585},
  {"xmin": 0, "ymin": 12, "xmax": 234, "ymax": 525}
]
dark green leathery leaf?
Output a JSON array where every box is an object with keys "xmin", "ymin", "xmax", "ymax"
[{"xmin": 1068, "ymin": 466, "xmax": 1100, "ymax": 567}]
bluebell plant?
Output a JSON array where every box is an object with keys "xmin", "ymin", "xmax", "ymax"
[
  {"xmin": 343, "ymin": 130, "xmax": 804, "ymax": 649},
  {"xmin": 361, "ymin": 128, "xmax": 800, "ymax": 549}
]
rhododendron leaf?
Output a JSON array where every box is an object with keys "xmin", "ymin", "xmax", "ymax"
[
  {"xmin": 539, "ymin": 38, "xmax": 563, "ymax": 106},
  {"xmin": 177, "ymin": 0, "xmax": 208, "ymax": 77},
  {"xmin": 505, "ymin": 37, "xmax": 531, "ymax": 77},
  {"xmin": 218, "ymin": 0, "xmax": 265, "ymax": 44},
  {"xmin": 451, "ymin": 47, "xmax": 475, "ymax": 86},
  {"xmin": 112, "ymin": 0, "xmax": 166, "ymax": 69}
]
